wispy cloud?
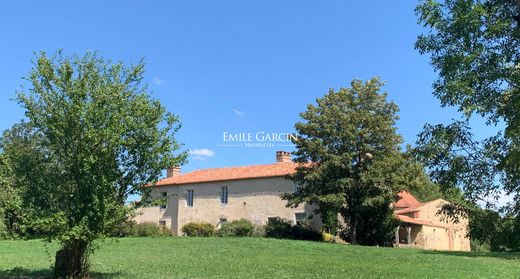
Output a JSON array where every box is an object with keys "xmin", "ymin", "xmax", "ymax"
[
  {"xmin": 189, "ymin": 148, "xmax": 216, "ymax": 160},
  {"xmin": 232, "ymin": 109, "xmax": 246, "ymax": 118},
  {"xmin": 153, "ymin": 77, "xmax": 164, "ymax": 85}
]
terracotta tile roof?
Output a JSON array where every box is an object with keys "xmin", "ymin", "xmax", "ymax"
[
  {"xmin": 395, "ymin": 191, "xmax": 422, "ymax": 208},
  {"xmin": 394, "ymin": 204, "xmax": 424, "ymax": 214},
  {"xmin": 153, "ymin": 162, "xmax": 299, "ymax": 186},
  {"xmin": 394, "ymin": 199, "xmax": 444, "ymax": 215},
  {"xmin": 396, "ymin": 214, "xmax": 449, "ymax": 229}
]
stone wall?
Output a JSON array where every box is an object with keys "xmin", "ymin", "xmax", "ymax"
[{"xmin": 135, "ymin": 176, "xmax": 322, "ymax": 235}]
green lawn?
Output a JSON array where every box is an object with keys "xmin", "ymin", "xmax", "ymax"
[{"xmin": 0, "ymin": 237, "xmax": 519, "ymax": 278}]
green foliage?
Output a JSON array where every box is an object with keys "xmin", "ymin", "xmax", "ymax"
[
  {"xmin": 181, "ymin": 222, "xmax": 215, "ymax": 237},
  {"xmin": 470, "ymin": 209, "xmax": 520, "ymax": 252},
  {"xmin": 1, "ymin": 51, "xmax": 186, "ymax": 277},
  {"xmin": 470, "ymin": 239, "xmax": 491, "ymax": 252},
  {"xmin": 284, "ymin": 78, "xmax": 430, "ymax": 245},
  {"xmin": 265, "ymin": 218, "xmax": 293, "ymax": 239},
  {"xmin": 415, "ymin": 0, "xmax": 519, "ymax": 122},
  {"xmin": 0, "ymin": 154, "xmax": 22, "ymax": 239},
  {"xmin": 264, "ymin": 217, "xmax": 322, "ymax": 241},
  {"xmin": 414, "ymin": 121, "xmax": 503, "ymax": 204},
  {"xmin": 251, "ymin": 226, "xmax": 266, "ymax": 238},
  {"xmin": 0, "ymin": 208, "xmax": 6, "ymax": 240},
  {"xmin": 123, "ymin": 223, "xmax": 172, "ymax": 237},
  {"xmin": 216, "ymin": 219, "xmax": 254, "ymax": 237},
  {"xmin": 415, "ymin": 0, "xmax": 520, "ymax": 214}
]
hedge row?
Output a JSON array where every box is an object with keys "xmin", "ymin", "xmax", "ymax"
[{"xmin": 181, "ymin": 218, "xmax": 326, "ymax": 242}]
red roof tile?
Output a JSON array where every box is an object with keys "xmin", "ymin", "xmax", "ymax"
[
  {"xmin": 396, "ymin": 214, "xmax": 449, "ymax": 229},
  {"xmin": 153, "ymin": 162, "xmax": 299, "ymax": 186},
  {"xmin": 395, "ymin": 191, "xmax": 422, "ymax": 209}
]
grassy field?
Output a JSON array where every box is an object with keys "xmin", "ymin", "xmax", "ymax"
[{"xmin": 0, "ymin": 237, "xmax": 519, "ymax": 279}]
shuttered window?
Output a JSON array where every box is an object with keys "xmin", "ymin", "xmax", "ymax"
[
  {"xmin": 220, "ymin": 186, "xmax": 228, "ymax": 204},
  {"xmin": 186, "ymin": 189, "xmax": 194, "ymax": 207}
]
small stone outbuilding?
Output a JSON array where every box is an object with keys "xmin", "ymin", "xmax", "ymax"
[{"xmin": 393, "ymin": 191, "xmax": 470, "ymax": 251}]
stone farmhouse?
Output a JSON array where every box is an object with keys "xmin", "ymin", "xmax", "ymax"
[{"xmin": 136, "ymin": 151, "xmax": 470, "ymax": 251}]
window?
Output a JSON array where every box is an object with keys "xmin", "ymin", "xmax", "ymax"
[
  {"xmin": 159, "ymin": 204, "xmax": 167, "ymax": 210},
  {"xmin": 159, "ymin": 220, "xmax": 166, "ymax": 226},
  {"xmin": 186, "ymin": 189, "xmax": 194, "ymax": 207},
  {"xmin": 161, "ymin": 192, "xmax": 167, "ymax": 197},
  {"xmin": 220, "ymin": 186, "xmax": 228, "ymax": 204},
  {"xmin": 295, "ymin": 213, "xmax": 307, "ymax": 225},
  {"xmin": 267, "ymin": 217, "xmax": 279, "ymax": 224}
]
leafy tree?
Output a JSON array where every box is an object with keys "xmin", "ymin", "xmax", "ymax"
[
  {"xmin": 415, "ymin": 0, "xmax": 520, "ymax": 212},
  {"xmin": 415, "ymin": 0, "xmax": 520, "ymax": 250},
  {"xmin": 0, "ymin": 156, "xmax": 9, "ymax": 239},
  {"xmin": 283, "ymin": 78, "xmax": 428, "ymax": 245},
  {"xmin": 3, "ymin": 51, "xmax": 186, "ymax": 278},
  {"xmin": 469, "ymin": 208, "xmax": 520, "ymax": 251},
  {"xmin": 0, "ymin": 152, "xmax": 21, "ymax": 239}
]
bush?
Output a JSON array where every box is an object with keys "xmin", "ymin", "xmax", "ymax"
[
  {"xmin": 124, "ymin": 223, "xmax": 172, "ymax": 237},
  {"xmin": 265, "ymin": 217, "xmax": 322, "ymax": 241},
  {"xmin": 265, "ymin": 218, "xmax": 293, "ymax": 239},
  {"xmin": 0, "ymin": 208, "xmax": 7, "ymax": 240},
  {"xmin": 321, "ymin": 232, "xmax": 335, "ymax": 243},
  {"xmin": 216, "ymin": 219, "xmax": 254, "ymax": 237},
  {"xmin": 181, "ymin": 222, "xmax": 215, "ymax": 237},
  {"xmin": 291, "ymin": 224, "xmax": 322, "ymax": 241},
  {"xmin": 251, "ymin": 226, "xmax": 266, "ymax": 238}
]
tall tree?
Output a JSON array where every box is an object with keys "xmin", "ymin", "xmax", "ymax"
[
  {"xmin": 3, "ymin": 51, "xmax": 186, "ymax": 278},
  {"xmin": 0, "ymin": 154, "xmax": 19, "ymax": 239},
  {"xmin": 415, "ymin": 0, "xmax": 520, "ymax": 211},
  {"xmin": 415, "ymin": 0, "xmax": 520, "ymax": 250},
  {"xmin": 283, "ymin": 78, "xmax": 425, "ymax": 245}
]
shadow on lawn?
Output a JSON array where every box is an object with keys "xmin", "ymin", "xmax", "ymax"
[
  {"xmin": 0, "ymin": 267, "xmax": 123, "ymax": 279},
  {"xmin": 421, "ymin": 250, "xmax": 520, "ymax": 260}
]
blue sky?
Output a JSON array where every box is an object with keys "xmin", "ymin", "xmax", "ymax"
[{"xmin": 0, "ymin": 1, "xmax": 497, "ymax": 174}]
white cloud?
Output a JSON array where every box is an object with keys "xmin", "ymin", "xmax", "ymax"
[
  {"xmin": 232, "ymin": 109, "xmax": 246, "ymax": 118},
  {"xmin": 189, "ymin": 148, "xmax": 216, "ymax": 160},
  {"xmin": 153, "ymin": 77, "xmax": 164, "ymax": 85}
]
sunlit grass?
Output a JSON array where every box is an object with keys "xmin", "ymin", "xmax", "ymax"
[{"xmin": 0, "ymin": 237, "xmax": 519, "ymax": 278}]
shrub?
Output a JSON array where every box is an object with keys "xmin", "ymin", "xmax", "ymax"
[
  {"xmin": 123, "ymin": 223, "xmax": 171, "ymax": 237},
  {"xmin": 181, "ymin": 222, "xmax": 215, "ymax": 237},
  {"xmin": 265, "ymin": 217, "xmax": 321, "ymax": 241},
  {"xmin": 0, "ymin": 208, "xmax": 7, "ymax": 240},
  {"xmin": 251, "ymin": 226, "xmax": 266, "ymax": 238},
  {"xmin": 216, "ymin": 219, "xmax": 254, "ymax": 237},
  {"xmin": 265, "ymin": 218, "xmax": 293, "ymax": 239},
  {"xmin": 291, "ymin": 224, "xmax": 322, "ymax": 241},
  {"xmin": 321, "ymin": 232, "xmax": 335, "ymax": 243}
]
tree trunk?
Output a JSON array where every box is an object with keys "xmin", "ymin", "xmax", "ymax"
[
  {"xmin": 54, "ymin": 241, "xmax": 89, "ymax": 278},
  {"xmin": 351, "ymin": 216, "xmax": 358, "ymax": 244}
]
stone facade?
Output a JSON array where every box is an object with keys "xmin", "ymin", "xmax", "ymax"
[
  {"xmin": 135, "ymin": 152, "xmax": 470, "ymax": 251},
  {"xmin": 395, "ymin": 199, "xmax": 470, "ymax": 251},
  {"xmin": 136, "ymin": 176, "xmax": 321, "ymax": 235}
]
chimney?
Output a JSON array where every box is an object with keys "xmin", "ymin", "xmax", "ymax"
[
  {"xmin": 276, "ymin": 151, "xmax": 292, "ymax": 163},
  {"xmin": 167, "ymin": 166, "xmax": 181, "ymax": 178}
]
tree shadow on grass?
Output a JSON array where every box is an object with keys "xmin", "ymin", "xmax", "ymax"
[
  {"xmin": 0, "ymin": 267, "xmax": 123, "ymax": 279},
  {"xmin": 421, "ymin": 250, "xmax": 520, "ymax": 260}
]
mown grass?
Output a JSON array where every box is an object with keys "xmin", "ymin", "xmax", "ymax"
[{"xmin": 0, "ymin": 237, "xmax": 519, "ymax": 278}]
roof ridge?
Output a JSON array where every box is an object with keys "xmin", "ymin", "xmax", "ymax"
[
  {"xmin": 153, "ymin": 161, "xmax": 299, "ymax": 187},
  {"xmin": 162, "ymin": 161, "xmax": 298, "ymax": 179}
]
